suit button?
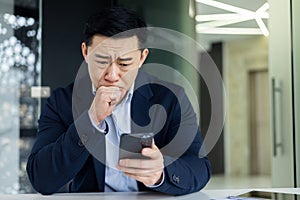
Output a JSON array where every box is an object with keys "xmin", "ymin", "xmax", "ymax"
[
  {"xmin": 172, "ymin": 174, "xmax": 180, "ymax": 184},
  {"xmin": 78, "ymin": 134, "xmax": 88, "ymax": 146}
]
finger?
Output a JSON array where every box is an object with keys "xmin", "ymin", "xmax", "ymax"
[
  {"xmin": 96, "ymin": 86, "xmax": 127, "ymax": 104},
  {"xmin": 109, "ymin": 100, "xmax": 118, "ymax": 106},
  {"xmin": 117, "ymin": 165, "xmax": 160, "ymax": 175},
  {"xmin": 117, "ymin": 162, "xmax": 162, "ymax": 173},
  {"xmin": 118, "ymin": 159, "xmax": 162, "ymax": 170},
  {"xmin": 124, "ymin": 172, "xmax": 163, "ymax": 186},
  {"xmin": 106, "ymin": 89, "xmax": 123, "ymax": 105},
  {"xmin": 109, "ymin": 91, "xmax": 121, "ymax": 102},
  {"xmin": 124, "ymin": 173, "xmax": 148, "ymax": 184},
  {"xmin": 97, "ymin": 86, "xmax": 120, "ymax": 92},
  {"xmin": 124, "ymin": 172, "xmax": 156, "ymax": 179},
  {"xmin": 142, "ymin": 147, "xmax": 162, "ymax": 160},
  {"xmin": 100, "ymin": 93, "xmax": 117, "ymax": 108},
  {"xmin": 96, "ymin": 89, "xmax": 120, "ymax": 106}
]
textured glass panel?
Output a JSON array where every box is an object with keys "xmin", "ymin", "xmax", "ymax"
[
  {"xmin": 0, "ymin": 0, "xmax": 40, "ymax": 129},
  {"xmin": 0, "ymin": 0, "xmax": 40, "ymax": 194}
]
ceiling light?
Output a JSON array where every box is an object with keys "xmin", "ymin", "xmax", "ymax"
[
  {"xmin": 195, "ymin": 0, "xmax": 269, "ymax": 36},
  {"xmin": 196, "ymin": 0, "xmax": 253, "ymax": 16},
  {"xmin": 196, "ymin": 13, "xmax": 244, "ymax": 22},
  {"xmin": 255, "ymin": 17, "xmax": 269, "ymax": 36},
  {"xmin": 196, "ymin": 17, "xmax": 252, "ymax": 30},
  {"xmin": 256, "ymin": 2, "xmax": 270, "ymax": 15},
  {"xmin": 196, "ymin": 28, "xmax": 263, "ymax": 35}
]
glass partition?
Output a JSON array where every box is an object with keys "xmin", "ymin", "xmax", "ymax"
[
  {"xmin": 195, "ymin": 0, "xmax": 271, "ymax": 189},
  {"xmin": 0, "ymin": 0, "xmax": 40, "ymax": 194}
]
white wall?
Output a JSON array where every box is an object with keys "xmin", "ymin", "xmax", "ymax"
[{"xmin": 223, "ymin": 36, "xmax": 269, "ymax": 176}]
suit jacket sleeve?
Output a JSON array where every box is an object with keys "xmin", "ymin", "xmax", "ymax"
[{"xmin": 26, "ymin": 87, "xmax": 104, "ymax": 195}]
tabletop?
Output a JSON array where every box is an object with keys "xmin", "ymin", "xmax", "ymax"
[{"xmin": 0, "ymin": 188, "xmax": 300, "ymax": 200}]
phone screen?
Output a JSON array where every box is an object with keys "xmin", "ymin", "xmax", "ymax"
[
  {"xmin": 236, "ymin": 190, "xmax": 298, "ymax": 200},
  {"xmin": 119, "ymin": 133, "xmax": 153, "ymax": 160}
]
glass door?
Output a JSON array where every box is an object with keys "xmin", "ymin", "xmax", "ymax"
[
  {"xmin": 269, "ymin": 0, "xmax": 294, "ymax": 187},
  {"xmin": 195, "ymin": 0, "xmax": 271, "ymax": 188},
  {"xmin": 0, "ymin": 0, "xmax": 41, "ymax": 193},
  {"xmin": 293, "ymin": 0, "xmax": 300, "ymax": 188}
]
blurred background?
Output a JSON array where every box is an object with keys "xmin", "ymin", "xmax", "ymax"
[{"xmin": 0, "ymin": 0, "xmax": 299, "ymax": 194}]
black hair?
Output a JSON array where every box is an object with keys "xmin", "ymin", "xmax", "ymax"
[{"xmin": 83, "ymin": 6, "xmax": 147, "ymax": 48}]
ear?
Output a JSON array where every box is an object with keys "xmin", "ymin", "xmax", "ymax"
[
  {"xmin": 138, "ymin": 48, "xmax": 149, "ymax": 68},
  {"xmin": 81, "ymin": 42, "xmax": 88, "ymax": 62}
]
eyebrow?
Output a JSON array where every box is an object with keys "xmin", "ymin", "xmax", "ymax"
[
  {"xmin": 118, "ymin": 57, "xmax": 133, "ymax": 61},
  {"xmin": 95, "ymin": 53, "xmax": 133, "ymax": 61},
  {"xmin": 95, "ymin": 53, "xmax": 110, "ymax": 59}
]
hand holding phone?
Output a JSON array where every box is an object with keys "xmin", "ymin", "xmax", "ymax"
[
  {"xmin": 117, "ymin": 133, "xmax": 164, "ymax": 186},
  {"xmin": 119, "ymin": 133, "xmax": 153, "ymax": 160}
]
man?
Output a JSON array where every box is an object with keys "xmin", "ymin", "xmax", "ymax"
[{"xmin": 26, "ymin": 6, "xmax": 211, "ymax": 195}]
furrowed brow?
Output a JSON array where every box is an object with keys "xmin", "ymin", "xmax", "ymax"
[
  {"xmin": 118, "ymin": 57, "xmax": 133, "ymax": 61},
  {"xmin": 95, "ymin": 53, "xmax": 110, "ymax": 59}
]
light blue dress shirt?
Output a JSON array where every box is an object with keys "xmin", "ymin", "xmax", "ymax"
[{"xmin": 89, "ymin": 84, "xmax": 164, "ymax": 192}]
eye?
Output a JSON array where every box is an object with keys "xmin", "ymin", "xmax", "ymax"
[
  {"xmin": 119, "ymin": 63, "xmax": 129, "ymax": 67},
  {"xmin": 97, "ymin": 61, "xmax": 108, "ymax": 65},
  {"xmin": 95, "ymin": 61, "xmax": 110, "ymax": 67}
]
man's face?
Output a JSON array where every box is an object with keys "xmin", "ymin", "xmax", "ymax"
[{"xmin": 82, "ymin": 35, "xmax": 148, "ymax": 93}]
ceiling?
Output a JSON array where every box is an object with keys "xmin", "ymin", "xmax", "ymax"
[
  {"xmin": 1, "ymin": 0, "xmax": 268, "ymax": 51},
  {"xmin": 194, "ymin": 0, "xmax": 269, "ymax": 50}
]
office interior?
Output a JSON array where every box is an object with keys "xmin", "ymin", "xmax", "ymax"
[{"xmin": 0, "ymin": 0, "xmax": 299, "ymax": 194}]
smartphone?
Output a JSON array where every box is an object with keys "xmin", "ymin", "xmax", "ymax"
[
  {"xmin": 119, "ymin": 133, "xmax": 153, "ymax": 160},
  {"xmin": 235, "ymin": 190, "xmax": 298, "ymax": 200}
]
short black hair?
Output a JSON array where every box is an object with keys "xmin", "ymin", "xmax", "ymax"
[{"xmin": 83, "ymin": 6, "xmax": 147, "ymax": 48}]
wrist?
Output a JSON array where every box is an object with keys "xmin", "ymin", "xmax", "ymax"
[
  {"xmin": 146, "ymin": 170, "xmax": 165, "ymax": 188},
  {"xmin": 88, "ymin": 110, "xmax": 108, "ymax": 134},
  {"xmin": 88, "ymin": 106, "xmax": 106, "ymax": 125},
  {"xmin": 88, "ymin": 108, "xmax": 100, "ymax": 125},
  {"xmin": 154, "ymin": 172, "xmax": 163, "ymax": 185}
]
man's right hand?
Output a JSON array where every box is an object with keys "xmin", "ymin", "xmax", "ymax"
[{"xmin": 89, "ymin": 86, "xmax": 126, "ymax": 125}]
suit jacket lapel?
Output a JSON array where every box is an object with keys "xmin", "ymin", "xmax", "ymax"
[
  {"xmin": 131, "ymin": 71, "xmax": 154, "ymax": 133},
  {"xmin": 72, "ymin": 64, "xmax": 94, "ymax": 120}
]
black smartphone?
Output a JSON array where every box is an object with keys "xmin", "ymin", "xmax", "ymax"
[
  {"xmin": 119, "ymin": 133, "xmax": 153, "ymax": 160},
  {"xmin": 236, "ymin": 190, "xmax": 298, "ymax": 200}
]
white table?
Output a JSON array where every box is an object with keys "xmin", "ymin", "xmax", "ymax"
[
  {"xmin": 0, "ymin": 188, "xmax": 300, "ymax": 200},
  {"xmin": 0, "ymin": 191, "xmax": 207, "ymax": 200}
]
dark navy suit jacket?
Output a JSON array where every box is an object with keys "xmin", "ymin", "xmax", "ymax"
[{"xmin": 27, "ymin": 69, "xmax": 211, "ymax": 195}]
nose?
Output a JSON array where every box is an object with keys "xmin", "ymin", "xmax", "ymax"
[{"xmin": 104, "ymin": 62, "xmax": 119, "ymax": 83}]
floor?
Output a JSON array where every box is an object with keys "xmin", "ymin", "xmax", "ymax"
[{"xmin": 204, "ymin": 175, "xmax": 272, "ymax": 190}]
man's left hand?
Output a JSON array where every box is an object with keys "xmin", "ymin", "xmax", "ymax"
[{"xmin": 116, "ymin": 141, "xmax": 164, "ymax": 186}]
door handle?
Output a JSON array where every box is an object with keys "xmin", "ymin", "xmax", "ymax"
[{"xmin": 272, "ymin": 77, "xmax": 283, "ymax": 156}]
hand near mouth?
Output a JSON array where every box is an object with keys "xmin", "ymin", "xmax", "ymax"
[{"xmin": 89, "ymin": 86, "xmax": 127, "ymax": 125}]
